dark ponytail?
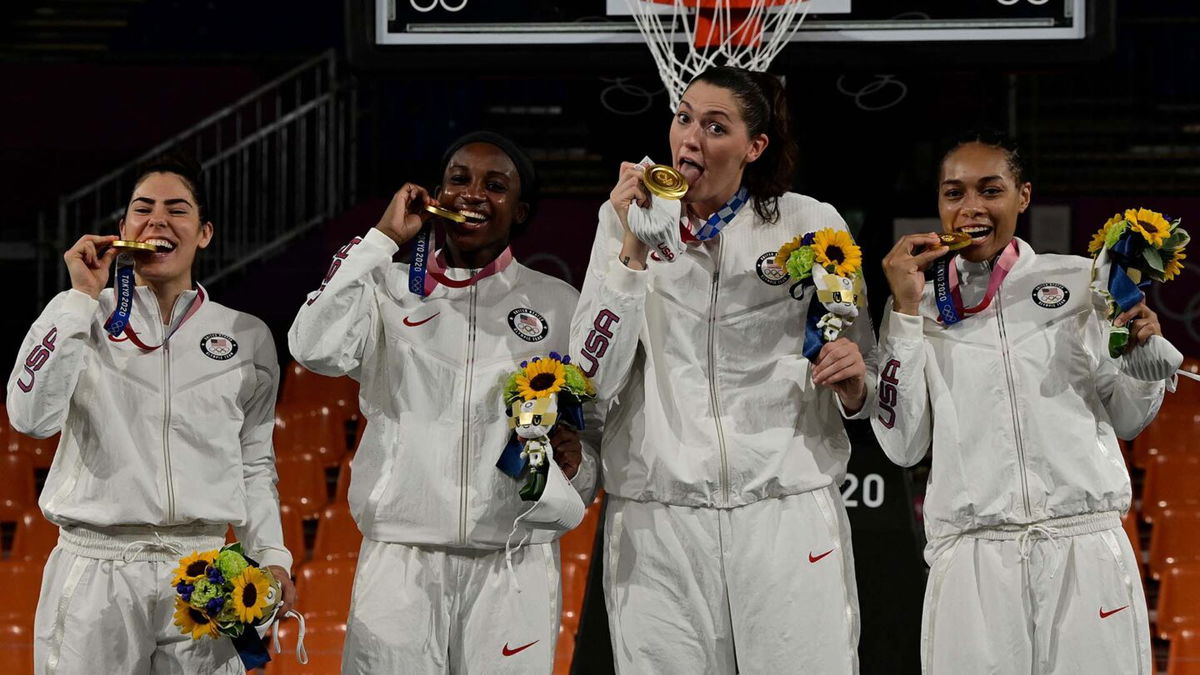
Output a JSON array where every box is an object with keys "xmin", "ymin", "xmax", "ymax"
[{"xmin": 689, "ymin": 66, "xmax": 798, "ymax": 223}]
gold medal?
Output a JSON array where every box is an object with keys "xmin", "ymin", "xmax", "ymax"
[
  {"xmin": 111, "ymin": 240, "xmax": 158, "ymax": 252},
  {"xmin": 938, "ymin": 232, "xmax": 972, "ymax": 251},
  {"xmin": 641, "ymin": 165, "xmax": 688, "ymax": 200},
  {"xmin": 424, "ymin": 204, "xmax": 467, "ymax": 223}
]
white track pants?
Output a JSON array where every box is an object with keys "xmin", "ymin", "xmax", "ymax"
[
  {"xmin": 35, "ymin": 541, "xmax": 241, "ymax": 675},
  {"xmin": 603, "ymin": 486, "xmax": 860, "ymax": 675},
  {"xmin": 341, "ymin": 538, "xmax": 560, "ymax": 674},
  {"xmin": 922, "ymin": 512, "xmax": 1151, "ymax": 675}
]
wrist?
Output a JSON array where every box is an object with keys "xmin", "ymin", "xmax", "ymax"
[
  {"xmin": 619, "ymin": 234, "xmax": 649, "ymax": 271},
  {"xmin": 373, "ymin": 225, "xmax": 406, "ymax": 246},
  {"xmin": 892, "ymin": 300, "xmax": 921, "ymax": 316}
]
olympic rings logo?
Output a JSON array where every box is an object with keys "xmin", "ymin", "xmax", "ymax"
[
  {"xmin": 599, "ymin": 77, "xmax": 663, "ymax": 116},
  {"xmin": 835, "ymin": 75, "xmax": 908, "ymax": 112},
  {"xmin": 410, "ymin": 0, "xmax": 467, "ymax": 12},
  {"xmin": 1150, "ymin": 265, "xmax": 1200, "ymax": 344}
]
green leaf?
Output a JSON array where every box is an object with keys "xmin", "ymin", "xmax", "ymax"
[
  {"xmin": 1105, "ymin": 221, "xmax": 1128, "ymax": 249},
  {"xmin": 1142, "ymin": 246, "xmax": 1165, "ymax": 272}
]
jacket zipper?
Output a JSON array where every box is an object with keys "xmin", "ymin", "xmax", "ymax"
[
  {"xmin": 707, "ymin": 239, "xmax": 730, "ymax": 505},
  {"xmin": 153, "ymin": 299, "xmax": 177, "ymax": 524},
  {"xmin": 994, "ymin": 285, "xmax": 1031, "ymax": 517},
  {"xmin": 459, "ymin": 285, "xmax": 478, "ymax": 545}
]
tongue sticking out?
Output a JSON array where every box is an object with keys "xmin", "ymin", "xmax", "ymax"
[{"xmin": 678, "ymin": 161, "xmax": 703, "ymax": 185}]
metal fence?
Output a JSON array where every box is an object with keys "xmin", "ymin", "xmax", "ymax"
[{"xmin": 51, "ymin": 49, "xmax": 356, "ymax": 302}]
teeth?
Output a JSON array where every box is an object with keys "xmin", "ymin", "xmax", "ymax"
[
  {"xmin": 460, "ymin": 210, "xmax": 487, "ymax": 222},
  {"xmin": 144, "ymin": 238, "xmax": 176, "ymax": 250}
]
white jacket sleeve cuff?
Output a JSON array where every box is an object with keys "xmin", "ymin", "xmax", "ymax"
[
  {"xmin": 61, "ymin": 289, "xmax": 100, "ymax": 330},
  {"xmin": 256, "ymin": 547, "xmax": 294, "ymax": 575},
  {"xmin": 363, "ymin": 227, "xmax": 401, "ymax": 255},
  {"xmin": 885, "ymin": 309, "xmax": 925, "ymax": 342},
  {"xmin": 606, "ymin": 258, "xmax": 648, "ymax": 296}
]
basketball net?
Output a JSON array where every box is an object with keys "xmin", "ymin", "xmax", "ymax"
[{"xmin": 625, "ymin": 0, "xmax": 811, "ymax": 109}]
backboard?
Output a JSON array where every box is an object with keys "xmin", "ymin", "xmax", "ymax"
[{"xmin": 351, "ymin": 0, "xmax": 1112, "ymax": 71}]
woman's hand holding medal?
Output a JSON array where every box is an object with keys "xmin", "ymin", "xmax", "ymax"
[
  {"xmin": 882, "ymin": 233, "xmax": 949, "ymax": 316},
  {"xmin": 374, "ymin": 183, "xmax": 436, "ymax": 245},
  {"xmin": 610, "ymin": 162, "xmax": 652, "ymax": 270},
  {"xmin": 65, "ymin": 234, "xmax": 121, "ymax": 299}
]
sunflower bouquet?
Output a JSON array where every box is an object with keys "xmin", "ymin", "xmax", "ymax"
[
  {"xmin": 775, "ymin": 229, "xmax": 866, "ymax": 356},
  {"xmin": 1089, "ymin": 208, "xmax": 1189, "ymax": 357},
  {"xmin": 172, "ymin": 543, "xmax": 280, "ymax": 644},
  {"xmin": 497, "ymin": 352, "xmax": 596, "ymax": 501}
]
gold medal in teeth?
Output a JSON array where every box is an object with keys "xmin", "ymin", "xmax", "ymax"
[
  {"xmin": 424, "ymin": 204, "xmax": 468, "ymax": 223},
  {"xmin": 111, "ymin": 240, "xmax": 159, "ymax": 252},
  {"xmin": 939, "ymin": 232, "xmax": 972, "ymax": 251},
  {"xmin": 641, "ymin": 165, "xmax": 689, "ymax": 200}
]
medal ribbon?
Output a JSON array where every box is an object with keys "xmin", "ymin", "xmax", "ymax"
[
  {"xmin": 106, "ymin": 283, "xmax": 207, "ymax": 352},
  {"xmin": 679, "ymin": 186, "xmax": 750, "ymax": 243},
  {"xmin": 103, "ymin": 253, "xmax": 136, "ymax": 338},
  {"xmin": 407, "ymin": 226, "xmax": 513, "ymax": 297},
  {"xmin": 934, "ymin": 240, "xmax": 1020, "ymax": 325}
]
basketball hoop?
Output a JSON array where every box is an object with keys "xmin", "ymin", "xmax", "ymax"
[{"xmin": 625, "ymin": 0, "xmax": 811, "ymax": 109}]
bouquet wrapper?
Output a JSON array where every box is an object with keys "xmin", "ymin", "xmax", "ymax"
[
  {"xmin": 627, "ymin": 157, "xmax": 686, "ymax": 263},
  {"xmin": 515, "ymin": 460, "xmax": 586, "ymax": 533},
  {"xmin": 1120, "ymin": 334, "xmax": 1184, "ymax": 382}
]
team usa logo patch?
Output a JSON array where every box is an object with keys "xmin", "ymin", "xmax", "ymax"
[
  {"xmin": 508, "ymin": 308, "xmax": 549, "ymax": 342},
  {"xmin": 756, "ymin": 251, "xmax": 788, "ymax": 286},
  {"xmin": 200, "ymin": 333, "xmax": 238, "ymax": 361},
  {"xmin": 1031, "ymin": 282, "xmax": 1070, "ymax": 309}
]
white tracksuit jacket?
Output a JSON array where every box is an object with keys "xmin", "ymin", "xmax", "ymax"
[
  {"xmin": 288, "ymin": 228, "xmax": 598, "ymax": 548},
  {"xmin": 571, "ymin": 193, "xmax": 876, "ymax": 508},
  {"xmin": 6, "ymin": 285, "xmax": 292, "ymax": 571},
  {"xmin": 870, "ymin": 238, "xmax": 1166, "ymax": 553}
]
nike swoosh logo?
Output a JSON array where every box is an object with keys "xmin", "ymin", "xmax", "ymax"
[
  {"xmin": 502, "ymin": 640, "xmax": 538, "ymax": 656},
  {"xmin": 1099, "ymin": 605, "xmax": 1129, "ymax": 619},
  {"xmin": 809, "ymin": 549, "xmax": 835, "ymax": 563},
  {"xmin": 403, "ymin": 313, "xmax": 439, "ymax": 327}
]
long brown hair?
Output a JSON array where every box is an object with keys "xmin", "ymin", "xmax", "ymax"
[{"xmin": 688, "ymin": 67, "xmax": 798, "ymax": 222}]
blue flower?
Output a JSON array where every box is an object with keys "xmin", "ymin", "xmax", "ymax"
[
  {"xmin": 801, "ymin": 232, "xmax": 816, "ymax": 246},
  {"xmin": 206, "ymin": 566, "xmax": 225, "ymax": 585},
  {"xmin": 205, "ymin": 596, "xmax": 226, "ymax": 616},
  {"xmin": 176, "ymin": 581, "xmax": 194, "ymax": 602},
  {"xmin": 549, "ymin": 351, "xmax": 562, "ymax": 361}
]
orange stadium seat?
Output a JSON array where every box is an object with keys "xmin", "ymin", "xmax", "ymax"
[
  {"xmin": 1158, "ymin": 564, "xmax": 1200, "ymax": 641},
  {"xmin": 311, "ymin": 503, "xmax": 361, "ymax": 561},
  {"xmin": 560, "ymin": 560, "xmax": 588, "ymax": 634},
  {"xmin": 0, "ymin": 622, "xmax": 34, "ymax": 674},
  {"xmin": 1170, "ymin": 627, "xmax": 1200, "ymax": 675},
  {"xmin": 1160, "ymin": 357, "xmax": 1199, "ymax": 415},
  {"xmin": 9, "ymin": 432, "xmax": 58, "ymax": 470},
  {"xmin": 279, "ymin": 503, "xmax": 308, "ymax": 564},
  {"xmin": 10, "ymin": 507, "xmax": 57, "ymax": 562},
  {"xmin": 1150, "ymin": 508, "xmax": 1200, "ymax": 581},
  {"xmin": 334, "ymin": 454, "xmax": 353, "ymax": 503},
  {"xmin": 0, "ymin": 453, "xmax": 36, "ymax": 522},
  {"xmin": 1143, "ymin": 454, "xmax": 1200, "ymax": 524},
  {"xmin": 274, "ymin": 403, "xmax": 350, "ymax": 468},
  {"xmin": 275, "ymin": 453, "xmax": 328, "ymax": 520},
  {"xmin": 294, "ymin": 559, "xmax": 357, "ymax": 621},
  {"xmin": 560, "ymin": 493, "xmax": 603, "ymax": 565},
  {"xmin": 269, "ymin": 618, "xmax": 346, "ymax": 675},
  {"xmin": 554, "ymin": 623, "xmax": 576, "ymax": 675},
  {"xmin": 1135, "ymin": 409, "xmax": 1200, "ymax": 469},
  {"xmin": 280, "ymin": 362, "xmax": 360, "ymax": 413},
  {"xmin": 0, "ymin": 561, "xmax": 43, "ymax": 625}
]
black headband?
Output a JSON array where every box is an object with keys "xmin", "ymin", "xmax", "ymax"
[{"xmin": 440, "ymin": 131, "xmax": 540, "ymax": 225}]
